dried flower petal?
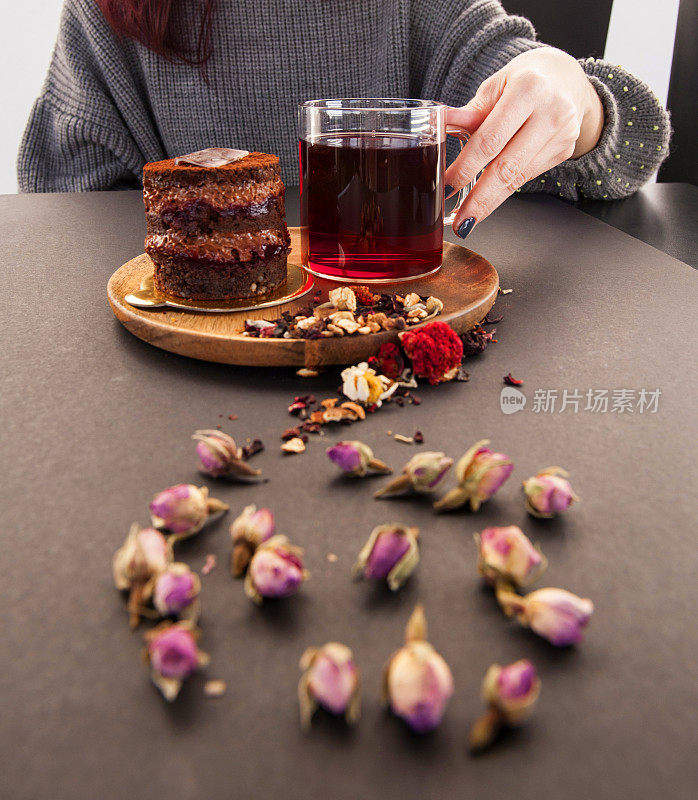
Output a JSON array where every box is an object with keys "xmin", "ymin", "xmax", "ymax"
[
  {"xmin": 434, "ymin": 439, "xmax": 513, "ymax": 511},
  {"xmin": 383, "ymin": 605, "xmax": 453, "ymax": 733},
  {"xmin": 298, "ymin": 642, "xmax": 360, "ymax": 731},
  {"xmin": 153, "ymin": 563, "xmax": 201, "ymax": 621},
  {"xmin": 204, "ymin": 679, "xmax": 227, "ymax": 698},
  {"xmin": 326, "ymin": 441, "xmax": 391, "ymax": 477},
  {"xmin": 475, "ymin": 526, "xmax": 547, "ymax": 588},
  {"xmin": 192, "ymin": 429, "xmax": 261, "ymax": 479},
  {"xmin": 503, "ymin": 372, "xmax": 523, "ymax": 386},
  {"xmin": 375, "ymin": 451, "xmax": 453, "ymax": 498},
  {"xmin": 244, "ymin": 535, "xmax": 309, "ymax": 604},
  {"xmin": 367, "ymin": 342, "xmax": 405, "ymax": 381},
  {"xmin": 523, "ymin": 467, "xmax": 580, "ymax": 518},
  {"xmin": 150, "ymin": 483, "xmax": 229, "ymax": 542},
  {"xmin": 353, "ymin": 523, "xmax": 419, "ymax": 590},
  {"xmin": 496, "ymin": 585, "xmax": 594, "ymax": 646},
  {"xmin": 469, "ymin": 659, "xmax": 541, "ymax": 752},
  {"xmin": 143, "ymin": 620, "xmax": 209, "ymax": 702},
  {"xmin": 281, "ymin": 437, "xmax": 306, "ymax": 454},
  {"xmin": 112, "ymin": 524, "xmax": 172, "ymax": 628}
]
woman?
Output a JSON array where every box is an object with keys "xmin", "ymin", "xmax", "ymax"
[{"xmin": 18, "ymin": 0, "xmax": 670, "ymax": 239}]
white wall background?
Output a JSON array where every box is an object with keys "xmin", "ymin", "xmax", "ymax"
[{"xmin": 0, "ymin": 0, "xmax": 680, "ymax": 194}]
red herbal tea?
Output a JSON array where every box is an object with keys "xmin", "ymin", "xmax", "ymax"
[{"xmin": 299, "ymin": 133, "xmax": 446, "ymax": 282}]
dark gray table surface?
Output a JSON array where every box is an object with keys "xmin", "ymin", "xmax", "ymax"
[
  {"xmin": 1, "ymin": 189, "xmax": 696, "ymax": 800},
  {"xmin": 576, "ymin": 181, "xmax": 698, "ymax": 269}
]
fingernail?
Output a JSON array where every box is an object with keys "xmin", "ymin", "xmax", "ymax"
[
  {"xmin": 457, "ymin": 217, "xmax": 476, "ymax": 239},
  {"xmin": 444, "ymin": 184, "xmax": 454, "ymax": 196}
]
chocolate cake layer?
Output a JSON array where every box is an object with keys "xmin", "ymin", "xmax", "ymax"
[
  {"xmin": 145, "ymin": 227, "xmax": 291, "ymax": 264},
  {"xmin": 151, "ymin": 250, "xmax": 288, "ymax": 301},
  {"xmin": 145, "ymin": 194, "xmax": 286, "ymax": 237}
]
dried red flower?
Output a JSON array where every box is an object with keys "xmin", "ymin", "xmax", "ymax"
[
  {"xmin": 503, "ymin": 373, "xmax": 523, "ymax": 386},
  {"xmin": 350, "ymin": 285, "xmax": 378, "ymax": 306},
  {"xmin": 399, "ymin": 322, "xmax": 464, "ymax": 385},
  {"xmin": 367, "ymin": 343, "xmax": 405, "ymax": 381}
]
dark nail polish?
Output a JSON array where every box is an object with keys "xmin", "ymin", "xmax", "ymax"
[
  {"xmin": 457, "ymin": 217, "xmax": 476, "ymax": 239},
  {"xmin": 444, "ymin": 184, "xmax": 454, "ymax": 196}
]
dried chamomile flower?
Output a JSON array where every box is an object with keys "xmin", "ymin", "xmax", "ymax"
[
  {"xmin": 326, "ymin": 441, "xmax": 391, "ymax": 477},
  {"xmin": 143, "ymin": 620, "xmax": 209, "ymax": 702},
  {"xmin": 298, "ymin": 642, "xmax": 360, "ymax": 732},
  {"xmin": 352, "ymin": 523, "xmax": 419, "ymax": 591},
  {"xmin": 523, "ymin": 467, "xmax": 579, "ymax": 518},
  {"xmin": 149, "ymin": 483, "xmax": 229, "ymax": 542},
  {"xmin": 230, "ymin": 504, "xmax": 276, "ymax": 577},
  {"xmin": 375, "ymin": 451, "xmax": 453, "ymax": 498},
  {"xmin": 382, "ymin": 605, "xmax": 454, "ymax": 733},
  {"xmin": 112, "ymin": 523, "xmax": 172, "ymax": 628},
  {"xmin": 475, "ymin": 526, "xmax": 547, "ymax": 589},
  {"xmin": 192, "ymin": 429, "xmax": 262, "ymax": 479},
  {"xmin": 244, "ymin": 535, "xmax": 309, "ymax": 605},
  {"xmin": 341, "ymin": 362, "xmax": 397, "ymax": 406},
  {"xmin": 496, "ymin": 584, "xmax": 594, "ymax": 646},
  {"xmin": 434, "ymin": 439, "xmax": 513, "ymax": 511},
  {"xmin": 469, "ymin": 659, "xmax": 541, "ymax": 752}
]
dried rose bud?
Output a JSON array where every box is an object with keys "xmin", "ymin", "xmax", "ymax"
[
  {"xmin": 298, "ymin": 642, "xmax": 360, "ymax": 731},
  {"xmin": 496, "ymin": 585, "xmax": 594, "ymax": 646},
  {"xmin": 153, "ymin": 563, "xmax": 201, "ymax": 621},
  {"xmin": 434, "ymin": 439, "xmax": 513, "ymax": 511},
  {"xmin": 383, "ymin": 605, "xmax": 454, "ymax": 733},
  {"xmin": 112, "ymin": 523, "xmax": 172, "ymax": 628},
  {"xmin": 230, "ymin": 504, "xmax": 276, "ymax": 577},
  {"xmin": 353, "ymin": 523, "xmax": 419, "ymax": 591},
  {"xmin": 326, "ymin": 440, "xmax": 391, "ymax": 477},
  {"xmin": 143, "ymin": 621, "xmax": 209, "ymax": 702},
  {"xmin": 341, "ymin": 362, "xmax": 397, "ymax": 406},
  {"xmin": 244, "ymin": 535, "xmax": 309, "ymax": 604},
  {"xmin": 149, "ymin": 483, "xmax": 229, "ymax": 542},
  {"xmin": 375, "ymin": 451, "xmax": 453, "ymax": 498},
  {"xmin": 475, "ymin": 526, "xmax": 547, "ymax": 589},
  {"xmin": 469, "ymin": 659, "xmax": 541, "ymax": 752},
  {"xmin": 523, "ymin": 467, "xmax": 580, "ymax": 518},
  {"xmin": 192, "ymin": 429, "xmax": 261, "ymax": 479}
]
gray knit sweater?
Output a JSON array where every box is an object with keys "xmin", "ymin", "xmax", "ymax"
[{"xmin": 18, "ymin": 0, "xmax": 670, "ymax": 199}]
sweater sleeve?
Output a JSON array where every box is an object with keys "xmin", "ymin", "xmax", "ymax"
[
  {"xmin": 17, "ymin": 0, "xmax": 163, "ymax": 192},
  {"xmin": 410, "ymin": 0, "xmax": 671, "ymax": 200}
]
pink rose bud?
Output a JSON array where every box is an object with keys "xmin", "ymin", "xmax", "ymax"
[
  {"xmin": 375, "ymin": 452, "xmax": 453, "ymax": 499},
  {"xmin": 230, "ymin": 504, "xmax": 276, "ymax": 577},
  {"xmin": 353, "ymin": 523, "xmax": 420, "ymax": 591},
  {"xmin": 244, "ymin": 535, "xmax": 309, "ymax": 604},
  {"xmin": 112, "ymin": 523, "xmax": 172, "ymax": 628},
  {"xmin": 298, "ymin": 642, "xmax": 360, "ymax": 731},
  {"xmin": 383, "ymin": 605, "xmax": 454, "ymax": 733},
  {"xmin": 153, "ymin": 563, "xmax": 201, "ymax": 620},
  {"xmin": 144, "ymin": 621, "xmax": 209, "ymax": 702},
  {"xmin": 469, "ymin": 659, "xmax": 541, "ymax": 752},
  {"xmin": 523, "ymin": 467, "xmax": 579, "ymax": 518},
  {"xmin": 476, "ymin": 525, "xmax": 547, "ymax": 589},
  {"xmin": 434, "ymin": 439, "xmax": 513, "ymax": 511},
  {"xmin": 192, "ymin": 429, "xmax": 261, "ymax": 480},
  {"xmin": 496, "ymin": 585, "xmax": 594, "ymax": 646},
  {"xmin": 326, "ymin": 440, "xmax": 391, "ymax": 477},
  {"xmin": 149, "ymin": 484, "xmax": 229, "ymax": 542}
]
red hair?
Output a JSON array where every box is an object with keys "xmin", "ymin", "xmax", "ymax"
[{"xmin": 96, "ymin": 0, "xmax": 217, "ymax": 66}]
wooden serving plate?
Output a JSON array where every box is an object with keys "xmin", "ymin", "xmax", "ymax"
[{"xmin": 107, "ymin": 227, "xmax": 499, "ymax": 368}]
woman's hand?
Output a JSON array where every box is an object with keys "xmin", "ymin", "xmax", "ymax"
[{"xmin": 446, "ymin": 47, "xmax": 604, "ymax": 238}]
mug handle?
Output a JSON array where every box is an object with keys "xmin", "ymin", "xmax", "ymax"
[{"xmin": 443, "ymin": 126, "xmax": 477, "ymax": 226}]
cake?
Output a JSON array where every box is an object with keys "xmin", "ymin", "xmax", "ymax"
[{"xmin": 143, "ymin": 148, "xmax": 291, "ymax": 300}]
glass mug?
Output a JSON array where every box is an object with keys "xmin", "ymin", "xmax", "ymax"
[{"xmin": 299, "ymin": 98, "xmax": 475, "ymax": 283}]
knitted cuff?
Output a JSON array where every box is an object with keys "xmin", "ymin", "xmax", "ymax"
[{"xmin": 528, "ymin": 58, "xmax": 671, "ymax": 201}]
